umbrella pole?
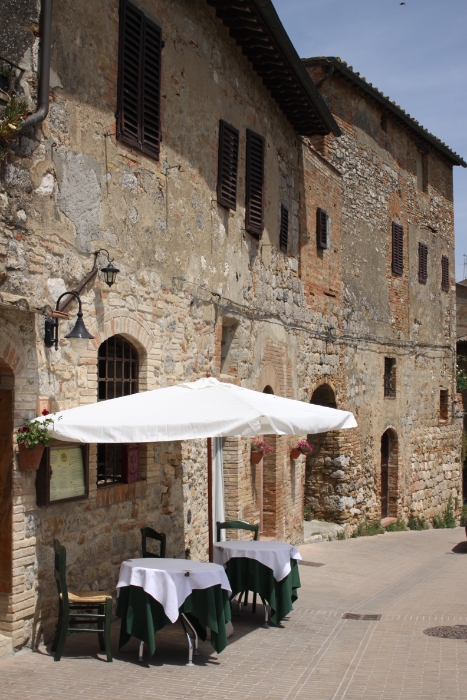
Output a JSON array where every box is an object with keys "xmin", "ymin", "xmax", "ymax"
[{"xmin": 207, "ymin": 437, "xmax": 213, "ymax": 562}]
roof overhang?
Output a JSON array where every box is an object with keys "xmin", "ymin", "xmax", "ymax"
[
  {"xmin": 206, "ymin": 0, "xmax": 341, "ymax": 138},
  {"xmin": 303, "ymin": 57, "xmax": 466, "ymax": 168}
]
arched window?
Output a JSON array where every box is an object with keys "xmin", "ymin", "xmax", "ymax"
[
  {"xmin": 97, "ymin": 335, "xmax": 139, "ymax": 485},
  {"xmin": 310, "ymin": 383, "xmax": 337, "ymax": 409}
]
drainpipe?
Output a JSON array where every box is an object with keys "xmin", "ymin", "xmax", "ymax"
[{"xmin": 19, "ymin": 0, "xmax": 52, "ymax": 132}]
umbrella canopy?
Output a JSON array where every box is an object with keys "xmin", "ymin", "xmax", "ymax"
[{"xmin": 39, "ymin": 377, "xmax": 357, "ymax": 443}]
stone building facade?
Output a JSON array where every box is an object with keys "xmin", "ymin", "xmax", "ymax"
[{"xmin": 0, "ymin": 1, "xmax": 463, "ymax": 656}]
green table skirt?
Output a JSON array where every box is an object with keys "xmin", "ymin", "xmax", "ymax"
[
  {"xmin": 225, "ymin": 557, "xmax": 300, "ymax": 626},
  {"xmin": 116, "ymin": 584, "xmax": 232, "ymax": 655}
]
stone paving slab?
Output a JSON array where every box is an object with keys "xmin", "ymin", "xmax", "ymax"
[{"xmin": 1, "ymin": 528, "xmax": 466, "ymax": 699}]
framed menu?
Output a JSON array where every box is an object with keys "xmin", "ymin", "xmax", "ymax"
[{"xmin": 36, "ymin": 442, "xmax": 89, "ymax": 506}]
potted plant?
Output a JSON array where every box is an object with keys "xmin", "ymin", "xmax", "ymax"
[
  {"xmin": 16, "ymin": 410, "xmax": 55, "ymax": 471},
  {"xmin": 304, "ymin": 506, "xmax": 313, "ymax": 522},
  {"xmin": 290, "ymin": 439, "xmax": 313, "ymax": 460},
  {"xmin": 250, "ymin": 438, "xmax": 272, "ymax": 464}
]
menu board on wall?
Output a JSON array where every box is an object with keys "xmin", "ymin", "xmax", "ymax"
[
  {"xmin": 49, "ymin": 447, "xmax": 86, "ymax": 502},
  {"xmin": 36, "ymin": 443, "xmax": 89, "ymax": 507}
]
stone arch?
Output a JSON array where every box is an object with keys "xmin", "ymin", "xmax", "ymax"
[
  {"xmin": 86, "ymin": 312, "xmax": 155, "ymax": 392},
  {"xmin": 305, "ymin": 383, "xmax": 349, "ymax": 523},
  {"xmin": 381, "ymin": 427, "xmax": 399, "ymax": 519},
  {"xmin": 256, "ymin": 365, "xmax": 280, "ymax": 396},
  {"xmin": 310, "ymin": 382, "xmax": 337, "ymax": 408}
]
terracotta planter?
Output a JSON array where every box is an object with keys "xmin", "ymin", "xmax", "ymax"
[
  {"xmin": 305, "ymin": 513, "xmax": 313, "ymax": 521},
  {"xmin": 251, "ymin": 451, "xmax": 263, "ymax": 464},
  {"xmin": 18, "ymin": 443, "xmax": 45, "ymax": 471},
  {"xmin": 290, "ymin": 448, "xmax": 301, "ymax": 460}
]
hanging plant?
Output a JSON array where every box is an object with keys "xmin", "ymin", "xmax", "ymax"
[
  {"xmin": 291, "ymin": 439, "xmax": 313, "ymax": 459},
  {"xmin": 251, "ymin": 438, "xmax": 273, "ymax": 455},
  {"xmin": 16, "ymin": 409, "xmax": 55, "ymax": 450},
  {"xmin": 0, "ymin": 96, "xmax": 29, "ymax": 162}
]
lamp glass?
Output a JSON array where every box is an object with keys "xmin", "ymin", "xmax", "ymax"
[{"xmin": 69, "ymin": 336, "xmax": 90, "ymax": 353}]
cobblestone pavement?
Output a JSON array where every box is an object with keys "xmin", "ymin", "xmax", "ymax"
[{"xmin": 1, "ymin": 528, "xmax": 467, "ymax": 700}]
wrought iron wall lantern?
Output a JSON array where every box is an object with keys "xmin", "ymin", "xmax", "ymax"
[
  {"xmin": 44, "ymin": 291, "xmax": 94, "ymax": 353},
  {"xmin": 93, "ymin": 249, "xmax": 120, "ymax": 287}
]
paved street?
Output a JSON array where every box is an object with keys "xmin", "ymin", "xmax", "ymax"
[{"xmin": 1, "ymin": 527, "xmax": 466, "ymax": 700}]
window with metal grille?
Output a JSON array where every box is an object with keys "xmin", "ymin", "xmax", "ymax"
[
  {"xmin": 317, "ymin": 208, "xmax": 328, "ymax": 249},
  {"xmin": 418, "ymin": 243, "xmax": 428, "ymax": 284},
  {"xmin": 279, "ymin": 204, "xmax": 288, "ymax": 253},
  {"xmin": 391, "ymin": 222, "xmax": 404, "ymax": 276},
  {"xmin": 97, "ymin": 335, "xmax": 139, "ymax": 486},
  {"xmin": 117, "ymin": 0, "xmax": 162, "ymax": 160},
  {"xmin": 384, "ymin": 357, "xmax": 396, "ymax": 398},
  {"xmin": 439, "ymin": 389, "xmax": 449, "ymax": 421},
  {"xmin": 245, "ymin": 129, "xmax": 264, "ymax": 237},
  {"xmin": 441, "ymin": 255, "xmax": 449, "ymax": 292},
  {"xmin": 217, "ymin": 120, "xmax": 239, "ymax": 210}
]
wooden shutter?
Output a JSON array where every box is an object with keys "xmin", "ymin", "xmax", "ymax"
[
  {"xmin": 418, "ymin": 243, "xmax": 428, "ymax": 284},
  {"xmin": 317, "ymin": 208, "xmax": 328, "ymax": 249},
  {"xmin": 279, "ymin": 204, "xmax": 288, "ymax": 253},
  {"xmin": 391, "ymin": 222, "xmax": 404, "ymax": 275},
  {"xmin": 245, "ymin": 129, "xmax": 264, "ymax": 237},
  {"xmin": 217, "ymin": 120, "xmax": 239, "ymax": 210},
  {"xmin": 117, "ymin": 0, "xmax": 161, "ymax": 160},
  {"xmin": 441, "ymin": 255, "xmax": 449, "ymax": 292}
]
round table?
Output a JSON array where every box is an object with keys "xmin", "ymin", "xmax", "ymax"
[
  {"xmin": 116, "ymin": 558, "xmax": 232, "ymax": 663},
  {"xmin": 213, "ymin": 541, "xmax": 302, "ymax": 626}
]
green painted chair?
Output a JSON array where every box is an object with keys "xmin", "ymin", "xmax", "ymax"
[
  {"xmin": 140, "ymin": 527, "xmax": 166, "ymax": 558},
  {"xmin": 51, "ymin": 539, "xmax": 112, "ymax": 662},
  {"xmin": 216, "ymin": 520, "xmax": 261, "ymax": 613}
]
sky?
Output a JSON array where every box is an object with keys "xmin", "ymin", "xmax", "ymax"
[{"xmin": 273, "ymin": 0, "xmax": 467, "ymax": 280}]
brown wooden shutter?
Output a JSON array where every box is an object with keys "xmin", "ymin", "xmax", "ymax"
[
  {"xmin": 245, "ymin": 129, "xmax": 264, "ymax": 237},
  {"xmin": 317, "ymin": 208, "xmax": 328, "ymax": 249},
  {"xmin": 418, "ymin": 243, "xmax": 428, "ymax": 284},
  {"xmin": 279, "ymin": 204, "xmax": 288, "ymax": 253},
  {"xmin": 117, "ymin": 0, "xmax": 161, "ymax": 160},
  {"xmin": 217, "ymin": 120, "xmax": 239, "ymax": 210},
  {"xmin": 391, "ymin": 222, "xmax": 404, "ymax": 275},
  {"xmin": 441, "ymin": 255, "xmax": 449, "ymax": 292}
]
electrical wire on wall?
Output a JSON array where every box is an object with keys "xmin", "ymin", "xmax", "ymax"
[{"xmin": 172, "ymin": 276, "xmax": 454, "ymax": 361}]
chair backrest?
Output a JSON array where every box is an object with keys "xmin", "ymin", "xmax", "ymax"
[
  {"xmin": 53, "ymin": 538, "xmax": 69, "ymax": 604},
  {"xmin": 140, "ymin": 527, "xmax": 166, "ymax": 558},
  {"xmin": 216, "ymin": 520, "xmax": 259, "ymax": 542}
]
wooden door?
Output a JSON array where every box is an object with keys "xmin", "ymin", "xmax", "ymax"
[
  {"xmin": 0, "ymin": 390, "xmax": 13, "ymax": 593},
  {"xmin": 381, "ymin": 432, "xmax": 389, "ymax": 519}
]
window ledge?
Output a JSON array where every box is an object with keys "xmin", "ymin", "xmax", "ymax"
[{"xmin": 96, "ymin": 480, "xmax": 146, "ymax": 507}]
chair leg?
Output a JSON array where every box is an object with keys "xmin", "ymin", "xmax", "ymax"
[
  {"xmin": 244, "ymin": 590, "xmax": 249, "ymax": 607},
  {"xmin": 260, "ymin": 596, "xmax": 269, "ymax": 629},
  {"xmin": 98, "ymin": 604, "xmax": 105, "ymax": 652},
  {"xmin": 252, "ymin": 593, "xmax": 257, "ymax": 613},
  {"xmin": 53, "ymin": 609, "xmax": 69, "ymax": 661},
  {"xmin": 104, "ymin": 598, "xmax": 112, "ymax": 662},
  {"xmin": 51, "ymin": 598, "xmax": 64, "ymax": 653}
]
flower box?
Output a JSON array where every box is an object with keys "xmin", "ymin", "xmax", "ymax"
[
  {"xmin": 18, "ymin": 443, "xmax": 45, "ymax": 471},
  {"xmin": 250, "ymin": 451, "xmax": 263, "ymax": 464}
]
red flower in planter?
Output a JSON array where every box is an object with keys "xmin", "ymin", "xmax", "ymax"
[{"xmin": 42, "ymin": 409, "xmax": 50, "ymax": 416}]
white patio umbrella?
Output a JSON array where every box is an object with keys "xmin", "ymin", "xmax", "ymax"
[{"xmin": 39, "ymin": 377, "xmax": 357, "ymax": 557}]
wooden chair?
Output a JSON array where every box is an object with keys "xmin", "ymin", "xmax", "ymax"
[
  {"xmin": 216, "ymin": 520, "xmax": 263, "ymax": 615},
  {"xmin": 140, "ymin": 526, "xmax": 166, "ymax": 558},
  {"xmin": 51, "ymin": 539, "xmax": 112, "ymax": 662}
]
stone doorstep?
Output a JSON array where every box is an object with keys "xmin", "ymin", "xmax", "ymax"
[
  {"xmin": 303, "ymin": 519, "xmax": 345, "ymax": 544},
  {"xmin": 381, "ymin": 517, "xmax": 398, "ymax": 528},
  {"xmin": 0, "ymin": 633, "xmax": 13, "ymax": 661}
]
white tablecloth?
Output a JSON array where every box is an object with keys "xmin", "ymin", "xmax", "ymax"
[
  {"xmin": 213, "ymin": 541, "xmax": 302, "ymax": 582},
  {"xmin": 117, "ymin": 558, "xmax": 232, "ymax": 623}
]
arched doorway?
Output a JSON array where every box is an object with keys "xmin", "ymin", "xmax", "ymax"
[
  {"xmin": 0, "ymin": 359, "xmax": 14, "ymax": 593},
  {"xmin": 305, "ymin": 384, "xmax": 344, "ymax": 521},
  {"xmin": 381, "ymin": 429, "xmax": 398, "ymax": 518}
]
